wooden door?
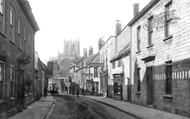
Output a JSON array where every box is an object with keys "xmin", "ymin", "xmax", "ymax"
[{"xmin": 146, "ymin": 67, "xmax": 154, "ymax": 105}]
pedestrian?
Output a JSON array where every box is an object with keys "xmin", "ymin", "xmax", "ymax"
[
  {"xmin": 43, "ymin": 88, "xmax": 47, "ymax": 97},
  {"xmin": 77, "ymin": 89, "xmax": 79, "ymax": 97}
]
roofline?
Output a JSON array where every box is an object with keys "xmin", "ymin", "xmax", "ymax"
[
  {"xmin": 87, "ymin": 52, "xmax": 99, "ymax": 66},
  {"xmin": 76, "ymin": 57, "xmax": 84, "ymax": 65},
  {"xmin": 116, "ymin": 23, "xmax": 130, "ymax": 38},
  {"xmin": 127, "ymin": 0, "xmax": 160, "ymax": 26},
  {"xmin": 17, "ymin": 0, "xmax": 39, "ymax": 32},
  {"xmin": 99, "ymin": 36, "xmax": 116, "ymax": 52}
]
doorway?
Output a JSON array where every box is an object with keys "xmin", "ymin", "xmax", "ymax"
[{"xmin": 146, "ymin": 67, "xmax": 154, "ymax": 105}]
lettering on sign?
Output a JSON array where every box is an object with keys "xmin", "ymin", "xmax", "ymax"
[{"xmin": 142, "ymin": 9, "xmax": 180, "ymax": 31}]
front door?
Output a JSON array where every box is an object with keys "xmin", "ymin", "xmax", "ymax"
[
  {"xmin": 18, "ymin": 69, "xmax": 25, "ymax": 111},
  {"xmin": 146, "ymin": 67, "xmax": 154, "ymax": 105},
  {"xmin": 127, "ymin": 78, "xmax": 131, "ymax": 102}
]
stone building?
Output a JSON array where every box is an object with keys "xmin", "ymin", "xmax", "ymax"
[
  {"xmin": 0, "ymin": 0, "xmax": 39, "ymax": 118},
  {"xmin": 48, "ymin": 38, "xmax": 81, "ymax": 93},
  {"xmin": 129, "ymin": 0, "xmax": 190, "ymax": 117}
]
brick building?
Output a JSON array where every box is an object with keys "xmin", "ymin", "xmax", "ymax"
[
  {"xmin": 0, "ymin": 0, "xmax": 39, "ymax": 118},
  {"xmin": 129, "ymin": 0, "xmax": 190, "ymax": 117}
]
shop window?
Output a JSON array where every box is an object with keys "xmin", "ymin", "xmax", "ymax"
[{"xmin": 94, "ymin": 67, "xmax": 98, "ymax": 77}]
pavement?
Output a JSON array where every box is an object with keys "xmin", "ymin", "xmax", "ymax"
[
  {"xmin": 7, "ymin": 94, "xmax": 190, "ymax": 119},
  {"xmin": 84, "ymin": 95, "xmax": 190, "ymax": 119},
  {"xmin": 8, "ymin": 96, "xmax": 54, "ymax": 119}
]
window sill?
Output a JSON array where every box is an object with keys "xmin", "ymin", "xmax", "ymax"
[
  {"xmin": 18, "ymin": 47, "xmax": 23, "ymax": 51},
  {"xmin": 0, "ymin": 99, "xmax": 7, "ymax": 104},
  {"xmin": 163, "ymin": 35, "xmax": 173, "ymax": 42},
  {"xmin": 0, "ymin": 31, "xmax": 7, "ymax": 38},
  {"xmin": 136, "ymin": 50, "xmax": 141, "ymax": 54},
  {"xmin": 25, "ymin": 94, "xmax": 28, "ymax": 97},
  {"xmin": 10, "ymin": 97, "xmax": 16, "ymax": 101},
  {"xmin": 136, "ymin": 92, "xmax": 141, "ymax": 95},
  {"xmin": 147, "ymin": 44, "xmax": 153, "ymax": 49},
  {"xmin": 10, "ymin": 40, "xmax": 16, "ymax": 46},
  {"xmin": 163, "ymin": 95, "xmax": 173, "ymax": 99}
]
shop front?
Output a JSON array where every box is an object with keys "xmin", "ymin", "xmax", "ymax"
[{"xmin": 113, "ymin": 74, "xmax": 123, "ymax": 100}]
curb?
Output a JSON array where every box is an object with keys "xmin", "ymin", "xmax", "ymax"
[
  {"xmin": 86, "ymin": 97, "xmax": 146, "ymax": 119},
  {"xmin": 40, "ymin": 101, "xmax": 54, "ymax": 119}
]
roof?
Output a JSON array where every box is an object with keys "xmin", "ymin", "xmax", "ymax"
[
  {"xmin": 127, "ymin": 0, "xmax": 160, "ymax": 26},
  {"xmin": 41, "ymin": 61, "xmax": 48, "ymax": 71},
  {"xmin": 86, "ymin": 54, "xmax": 97, "ymax": 65},
  {"xmin": 110, "ymin": 43, "xmax": 130, "ymax": 62},
  {"xmin": 17, "ymin": 0, "xmax": 39, "ymax": 32},
  {"xmin": 91, "ymin": 53, "xmax": 100, "ymax": 63}
]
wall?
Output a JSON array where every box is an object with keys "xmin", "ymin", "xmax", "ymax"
[
  {"xmin": 131, "ymin": 0, "xmax": 190, "ymax": 117},
  {"xmin": 0, "ymin": 0, "xmax": 38, "ymax": 118}
]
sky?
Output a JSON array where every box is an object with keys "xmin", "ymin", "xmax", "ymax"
[{"xmin": 28, "ymin": 0, "xmax": 150, "ymax": 64}]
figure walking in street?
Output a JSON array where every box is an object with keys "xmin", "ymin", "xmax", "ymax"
[
  {"xmin": 43, "ymin": 88, "xmax": 47, "ymax": 97},
  {"xmin": 77, "ymin": 89, "xmax": 79, "ymax": 97}
]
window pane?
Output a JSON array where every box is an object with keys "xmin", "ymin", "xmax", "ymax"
[
  {"xmin": 0, "ymin": 0, "xmax": 3, "ymax": 14},
  {"xmin": 0, "ymin": 65, "xmax": 2, "ymax": 81},
  {"xmin": 10, "ymin": 7, "xmax": 13, "ymax": 25}
]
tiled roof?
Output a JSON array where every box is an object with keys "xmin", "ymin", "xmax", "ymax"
[{"xmin": 110, "ymin": 43, "xmax": 130, "ymax": 62}]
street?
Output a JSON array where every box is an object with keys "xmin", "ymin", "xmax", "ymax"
[{"xmin": 46, "ymin": 95, "xmax": 138, "ymax": 119}]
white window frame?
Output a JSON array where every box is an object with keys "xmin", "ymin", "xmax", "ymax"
[
  {"xmin": 10, "ymin": 65, "xmax": 14, "ymax": 82},
  {"xmin": 28, "ymin": 33, "xmax": 31, "ymax": 46},
  {"xmin": 10, "ymin": 6, "xmax": 14, "ymax": 26},
  {"xmin": 0, "ymin": 0, "xmax": 3, "ymax": 14},
  {"xmin": 18, "ymin": 18, "xmax": 21, "ymax": 34}
]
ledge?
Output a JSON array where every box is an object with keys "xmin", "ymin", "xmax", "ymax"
[
  {"xmin": 136, "ymin": 50, "xmax": 141, "ymax": 54},
  {"xmin": 18, "ymin": 47, "xmax": 23, "ymax": 51},
  {"xmin": 136, "ymin": 92, "xmax": 141, "ymax": 95},
  {"xmin": 0, "ymin": 31, "xmax": 7, "ymax": 38},
  {"xmin": 163, "ymin": 95, "xmax": 173, "ymax": 99},
  {"xmin": 10, "ymin": 97, "xmax": 16, "ymax": 101},
  {"xmin": 147, "ymin": 44, "xmax": 153, "ymax": 49},
  {"xmin": 25, "ymin": 94, "xmax": 29, "ymax": 97},
  {"xmin": 163, "ymin": 35, "xmax": 173, "ymax": 42},
  {"xmin": 10, "ymin": 40, "xmax": 16, "ymax": 46},
  {"xmin": 0, "ymin": 99, "xmax": 7, "ymax": 104}
]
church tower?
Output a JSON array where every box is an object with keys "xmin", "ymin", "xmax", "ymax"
[{"xmin": 63, "ymin": 38, "xmax": 80, "ymax": 58}]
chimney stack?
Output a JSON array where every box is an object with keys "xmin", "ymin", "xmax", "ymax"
[
  {"xmin": 133, "ymin": 3, "xmax": 139, "ymax": 17},
  {"xmin": 115, "ymin": 20, "xmax": 121, "ymax": 36},
  {"xmin": 98, "ymin": 37, "xmax": 105, "ymax": 51},
  {"xmin": 83, "ymin": 48, "xmax": 87, "ymax": 58},
  {"xmin": 88, "ymin": 46, "xmax": 93, "ymax": 56}
]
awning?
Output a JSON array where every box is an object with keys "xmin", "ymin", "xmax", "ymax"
[
  {"xmin": 81, "ymin": 73, "xmax": 93, "ymax": 76},
  {"xmin": 89, "ymin": 63, "xmax": 104, "ymax": 67},
  {"xmin": 17, "ymin": 52, "xmax": 30, "ymax": 65},
  {"xmin": 110, "ymin": 43, "xmax": 130, "ymax": 62},
  {"xmin": 141, "ymin": 55, "xmax": 156, "ymax": 63}
]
